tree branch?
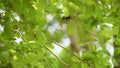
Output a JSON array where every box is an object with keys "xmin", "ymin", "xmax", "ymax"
[
  {"xmin": 53, "ymin": 42, "xmax": 81, "ymax": 60},
  {"xmin": 44, "ymin": 46, "xmax": 69, "ymax": 67}
]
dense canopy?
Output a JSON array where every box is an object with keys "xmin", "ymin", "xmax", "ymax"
[{"xmin": 0, "ymin": 0, "xmax": 120, "ymax": 68}]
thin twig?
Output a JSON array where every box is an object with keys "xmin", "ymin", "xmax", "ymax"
[
  {"xmin": 53, "ymin": 42, "xmax": 81, "ymax": 60},
  {"xmin": 44, "ymin": 46, "xmax": 69, "ymax": 67}
]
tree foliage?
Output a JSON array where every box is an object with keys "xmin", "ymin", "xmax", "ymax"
[{"xmin": 0, "ymin": 0, "xmax": 120, "ymax": 68}]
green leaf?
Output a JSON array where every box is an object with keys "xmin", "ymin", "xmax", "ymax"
[
  {"xmin": 67, "ymin": 22, "xmax": 74, "ymax": 35},
  {"xmin": 63, "ymin": 6, "xmax": 70, "ymax": 17},
  {"xmin": 82, "ymin": 63, "xmax": 89, "ymax": 68},
  {"xmin": 114, "ymin": 47, "xmax": 120, "ymax": 57},
  {"xmin": 38, "ymin": 32, "xmax": 47, "ymax": 46},
  {"xmin": 69, "ymin": 2, "xmax": 79, "ymax": 11},
  {"xmin": 88, "ymin": 45, "xmax": 96, "ymax": 52}
]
